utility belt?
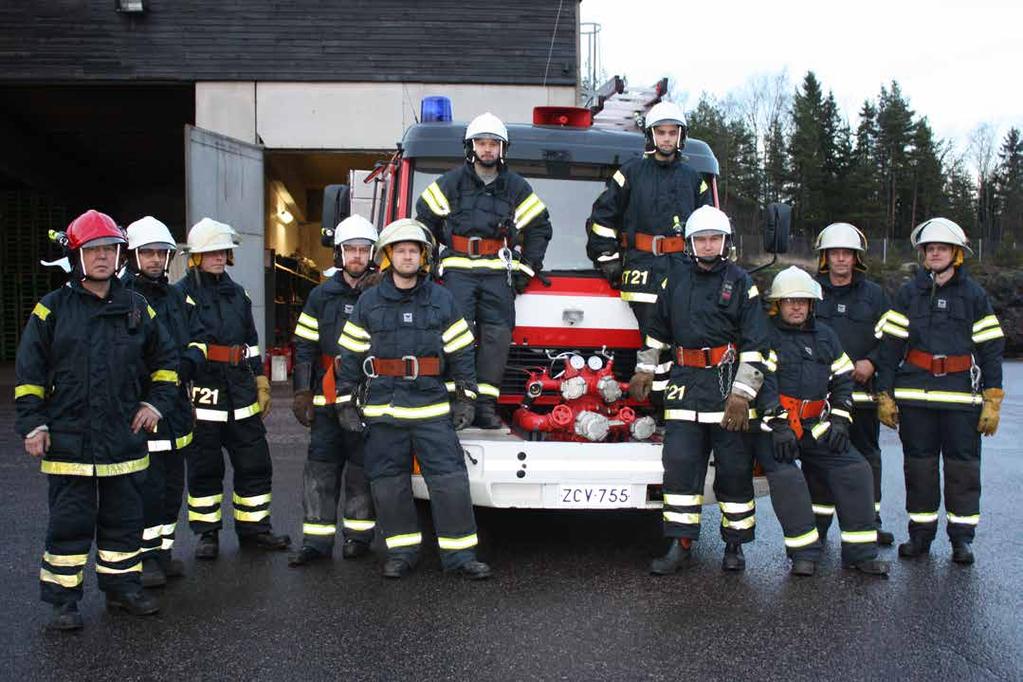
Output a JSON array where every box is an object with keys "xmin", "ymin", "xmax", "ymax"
[
  {"xmin": 621, "ymin": 232, "xmax": 686, "ymax": 256},
  {"xmin": 206, "ymin": 343, "xmax": 259, "ymax": 365},
  {"xmin": 450, "ymin": 234, "xmax": 507, "ymax": 258},
  {"xmin": 363, "ymin": 355, "xmax": 441, "ymax": 380},
  {"xmin": 779, "ymin": 394, "xmax": 828, "ymax": 440},
  {"xmin": 674, "ymin": 343, "xmax": 735, "ymax": 368},
  {"xmin": 905, "ymin": 349, "xmax": 972, "ymax": 377}
]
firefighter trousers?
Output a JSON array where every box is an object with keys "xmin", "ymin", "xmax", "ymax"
[
  {"xmin": 186, "ymin": 414, "xmax": 274, "ymax": 537},
  {"xmin": 141, "ymin": 442, "xmax": 187, "ymax": 560},
  {"xmin": 301, "ymin": 406, "xmax": 376, "ymax": 552},
  {"xmin": 661, "ymin": 421, "xmax": 755, "ymax": 544},
  {"xmin": 364, "ymin": 419, "xmax": 479, "ymax": 570},
  {"xmin": 899, "ymin": 406, "xmax": 982, "ymax": 543},
  {"xmin": 40, "ymin": 472, "xmax": 145, "ymax": 605},
  {"xmin": 443, "ymin": 269, "xmax": 513, "ymax": 404},
  {"xmin": 748, "ymin": 432, "xmax": 822, "ymax": 560},
  {"xmin": 806, "ymin": 406, "xmax": 884, "ymax": 537},
  {"xmin": 798, "ymin": 434, "xmax": 879, "ymax": 564}
]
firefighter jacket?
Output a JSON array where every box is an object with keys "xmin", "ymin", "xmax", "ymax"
[
  {"xmin": 124, "ymin": 271, "xmax": 209, "ymax": 449},
  {"xmin": 175, "ymin": 269, "xmax": 264, "ymax": 421},
  {"xmin": 336, "ymin": 274, "xmax": 477, "ymax": 424},
  {"xmin": 643, "ymin": 258, "xmax": 775, "ymax": 419},
  {"xmin": 415, "ymin": 163, "xmax": 552, "ymax": 278},
  {"xmin": 293, "ymin": 271, "xmax": 361, "ymax": 406},
  {"xmin": 768, "ymin": 315, "xmax": 856, "ymax": 439},
  {"xmin": 14, "ymin": 278, "xmax": 179, "ymax": 476},
  {"xmin": 586, "ymin": 154, "xmax": 711, "ymax": 303},
  {"xmin": 876, "ymin": 267, "xmax": 1004, "ymax": 411},
  {"xmin": 815, "ymin": 272, "xmax": 890, "ymax": 406}
]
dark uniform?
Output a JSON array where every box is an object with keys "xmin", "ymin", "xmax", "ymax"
[
  {"xmin": 586, "ymin": 156, "xmax": 711, "ymax": 395},
  {"xmin": 416, "ymin": 163, "xmax": 552, "ymax": 408},
  {"xmin": 769, "ymin": 314, "xmax": 880, "ymax": 566},
  {"xmin": 175, "ymin": 269, "xmax": 275, "ymax": 539},
  {"xmin": 876, "ymin": 267, "xmax": 1004, "ymax": 546},
  {"xmin": 643, "ymin": 258, "xmax": 770, "ymax": 546},
  {"xmin": 123, "ymin": 269, "xmax": 208, "ymax": 568},
  {"xmin": 292, "ymin": 271, "xmax": 376, "ymax": 554},
  {"xmin": 337, "ymin": 274, "xmax": 480, "ymax": 569},
  {"xmin": 15, "ymin": 278, "xmax": 177, "ymax": 605},
  {"xmin": 814, "ymin": 272, "xmax": 891, "ymax": 536}
]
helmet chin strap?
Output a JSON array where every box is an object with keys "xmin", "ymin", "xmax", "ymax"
[
  {"xmin": 79, "ymin": 245, "xmax": 120, "ymax": 281},
  {"xmin": 689, "ymin": 234, "xmax": 728, "ymax": 262}
]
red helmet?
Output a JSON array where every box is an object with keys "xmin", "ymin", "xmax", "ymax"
[{"xmin": 65, "ymin": 210, "xmax": 126, "ymax": 250}]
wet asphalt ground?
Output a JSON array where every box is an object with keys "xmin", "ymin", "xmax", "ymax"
[{"xmin": 1, "ymin": 364, "xmax": 1021, "ymax": 681}]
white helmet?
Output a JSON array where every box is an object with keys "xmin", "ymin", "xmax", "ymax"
[
  {"xmin": 127, "ymin": 216, "xmax": 177, "ymax": 251},
  {"xmin": 768, "ymin": 266, "xmax": 823, "ymax": 301},
  {"xmin": 645, "ymin": 101, "xmax": 687, "ymax": 130},
  {"xmin": 333, "ymin": 214, "xmax": 378, "ymax": 246},
  {"xmin": 684, "ymin": 205, "xmax": 732, "ymax": 238},
  {"xmin": 465, "ymin": 112, "xmax": 508, "ymax": 143},
  {"xmin": 910, "ymin": 217, "xmax": 973, "ymax": 254},
  {"xmin": 375, "ymin": 218, "xmax": 433, "ymax": 272},
  {"xmin": 187, "ymin": 217, "xmax": 239, "ymax": 254}
]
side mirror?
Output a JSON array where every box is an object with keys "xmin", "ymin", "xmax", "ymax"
[
  {"xmin": 763, "ymin": 203, "xmax": 791, "ymax": 254},
  {"xmin": 321, "ymin": 184, "xmax": 351, "ymax": 247}
]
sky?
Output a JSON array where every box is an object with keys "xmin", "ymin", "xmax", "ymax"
[{"xmin": 578, "ymin": 0, "xmax": 1022, "ymax": 155}]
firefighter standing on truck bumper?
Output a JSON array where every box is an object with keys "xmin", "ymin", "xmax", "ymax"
[
  {"xmin": 123, "ymin": 216, "xmax": 210, "ymax": 587},
  {"xmin": 289, "ymin": 215, "xmax": 378, "ymax": 567},
  {"xmin": 16, "ymin": 210, "xmax": 178, "ymax": 630},
  {"xmin": 631, "ymin": 206, "xmax": 768, "ymax": 574},
  {"xmin": 176, "ymin": 218, "xmax": 290, "ymax": 560},
  {"xmin": 336, "ymin": 219, "xmax": 491, "ymax": 580},
  {"xmin": 416, "ymin": 112, "xmax": 552, "ymax": 429},
  {"xmin": 812, "ymin": 222, "xmax": 895, "ymax": 546},
  {"xmin": 876, "ymin": 218, "xmax": 1005, "ymax": 565},
  {"xmin": 764, "ymin": 266, "xmax": 889, "ymax": 577},
  {"xmin": 587, "ymin": 101, "xmax": 712, "ymax": 400}
]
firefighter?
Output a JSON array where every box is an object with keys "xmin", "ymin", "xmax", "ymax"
[
  {"xmin": 632, "ymin": 206, "xmax": 770, "ymax": 574},
  {"xmin": 812, "ymin": 223, "xmax": 894, "ymax": 545},
  {"xmin": 764, "ymin": 266, "xmax": 889, "ymax": 576},
  {"xmin": 16, "ymin": 210, "xmax": 178, "ymax": 630},
  {"xmin": 587, "ymin": 101, "xmax": 712, "ymax": 399},
  {"xmin": 336, "ymin": 218, "xmax": 491, "ymax": 580},
  {"xmin": 176, "ymin": 218, "xmax": 290, "ymax": 559},
  {"xmin": 415, "ymin": 112, "xmax": 553, "ymax": 428},
  {"xmin": 288, "ymin": 215, "xmax": 378, "ymax": 566},
  {"xmin": 876, "ymin": 218, "xmax": 1004, "ymax": 565},
  {"xmin": 123, "ymin": 216, "xmax": 209, "ymax": 587}
]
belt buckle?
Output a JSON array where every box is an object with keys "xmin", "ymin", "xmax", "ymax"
[
  {"xmin": 402, "ymin": 355, "xmax": 419, "ymax": 380},
  {"xmin": 931, "ymin": 354, "xmax": 947, "ymax": 377},
  {"xmin": 230, "ymin": 344, "xmax": 245, "ymax": 365},
  {"xmin": 799, "ymin": 399, "xmax": 811, "ymax": 420},
  {"xmin": 700, "ymin": 346, "xmax": 713, "ymax": 368},
  {"xmin": 362, "ymin": 356, "xmax": 379, "ymax": 378},
  {"xmin": 467, "ymin": 236, "xmax": 482, "ymax": 258},
  {"xmin": 650, "ymin": 235, "xmax": 664, "ymax": 257}
]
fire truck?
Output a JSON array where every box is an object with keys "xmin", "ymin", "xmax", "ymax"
[{"xmin": 323, "ymin": 91, "xmax": 787, "ymax": 510}]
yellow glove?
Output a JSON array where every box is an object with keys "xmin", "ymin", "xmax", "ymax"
[
  {"xmin": 977, "ymin": 387, "xmax": 1004, "ymax": 436},
  {"xmin": 877, "ymin": 392, "xmax": 899, "ymax": 429},
  {"xmin": 255, "ymin": 375, "xmax": 272, "ymax": 418}
]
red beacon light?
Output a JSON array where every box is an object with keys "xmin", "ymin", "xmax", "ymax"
[{"xmin": 533, "ymin": 106, "xmax": 592, "ymax": 128}]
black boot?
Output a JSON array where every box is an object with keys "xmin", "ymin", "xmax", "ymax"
[
  {"xmin": 141, "ymin": 556, "xmax": 167, "ymax": 588},
  {"xmin": 341, "ymin": 539, "xmax": 371, "ymax": 560},
  {"xmin": 844, "ymin": 558, "xmax": 890, "ymax": 577},
  {"xmin": 106, "ymin": 589, "xmax": 160, "ymax": 616},
  {"xmin": 877, "ymin": 528, "xmax": 895, "ymax": 546},
  {"xmin": 722, "ymin": 542, "xmax": 746, "ymax": 572},
  {"xmin": 447, "ymin": 559, "xmax": 492, "ymax": 580},
  {"xmin": 473, "ymin": 399, "xmax": 503, "ymax": 430},
  {"xmin": 951, "ymin": 541, "xmax": 975, "ymax": 565},
  {"xmin": 791, "ymin": 558, "xmax": 817, "ymax": 577},
  {"xmin": 239, "ymin": 530, "xmax": 291, "ymax": 551},
  {"xmin": 898, "ymin": 537, "xmax": 931, "ymax": 559},
  {"xmin": 157, "ymin": 551, "xmax": 185, "ymax": 578},
  {"xmin": 194, "ymin": 531, "xmax": 219, "ymax": 561},
  {"xmin": 381, "ymin": 554, "xmax": 418, "ymax": 579},
  {"xmin": 288, "ymin": 545, "xmax": 326, "ymax": 567},
  {"xmin": 650, "ymin": 540, "xmax": 693, "ymax": 575},
  {"xmin": 47, "ymin": 602, "xmax": 83, "ymax": 631}
]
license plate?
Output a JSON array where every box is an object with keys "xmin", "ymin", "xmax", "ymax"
[{"xmin": 557, "ymin": 484, "xmax": 633, "ymax": 508}]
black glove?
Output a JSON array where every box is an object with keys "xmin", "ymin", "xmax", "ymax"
[
  {"xmin": 596, "ymin": 258, "xmax": 623, "ymax": 288},
  {"xmin": 452, "ymin": 399, "xmax": 475, "ymax": 431},
  {"xmin": 337, "ymin": 402, "xmax": 363, "ymax": 433},
  {"xmin": 512, "ymin": 270, "xmax": 532, "ymax": 295},
  {"xmin": 770, "ymin": 419, "xmax": 799, "ymax": 463},
  {"xmin": 825, "ymin": 417, "xmax": 850, "ymax": 453}
]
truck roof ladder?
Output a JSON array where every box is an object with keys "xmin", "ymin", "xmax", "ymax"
[{"xmin": 589, "ymin": 76, "xmax": 669, "ymax": 133}]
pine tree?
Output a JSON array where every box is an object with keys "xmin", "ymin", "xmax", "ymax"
[
  {"xmin": 993, "ymin": 127, "xmax": 1023, "ymax": 242},
  {"xmin": 876, "ymin": 82, "xmax": 916, "ymax": 238},
  {"xmin": 847, "ymin": 100, "xmax": 885, "ymax": 233},
  {"xmin": 787, "ymin": 72, "xmax": 828, "ymax": 235}
]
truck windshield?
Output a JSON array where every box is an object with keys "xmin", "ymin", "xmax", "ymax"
[{"xmin": 411, "ymin": 161, "xmax": 608, "ymax": 271}]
